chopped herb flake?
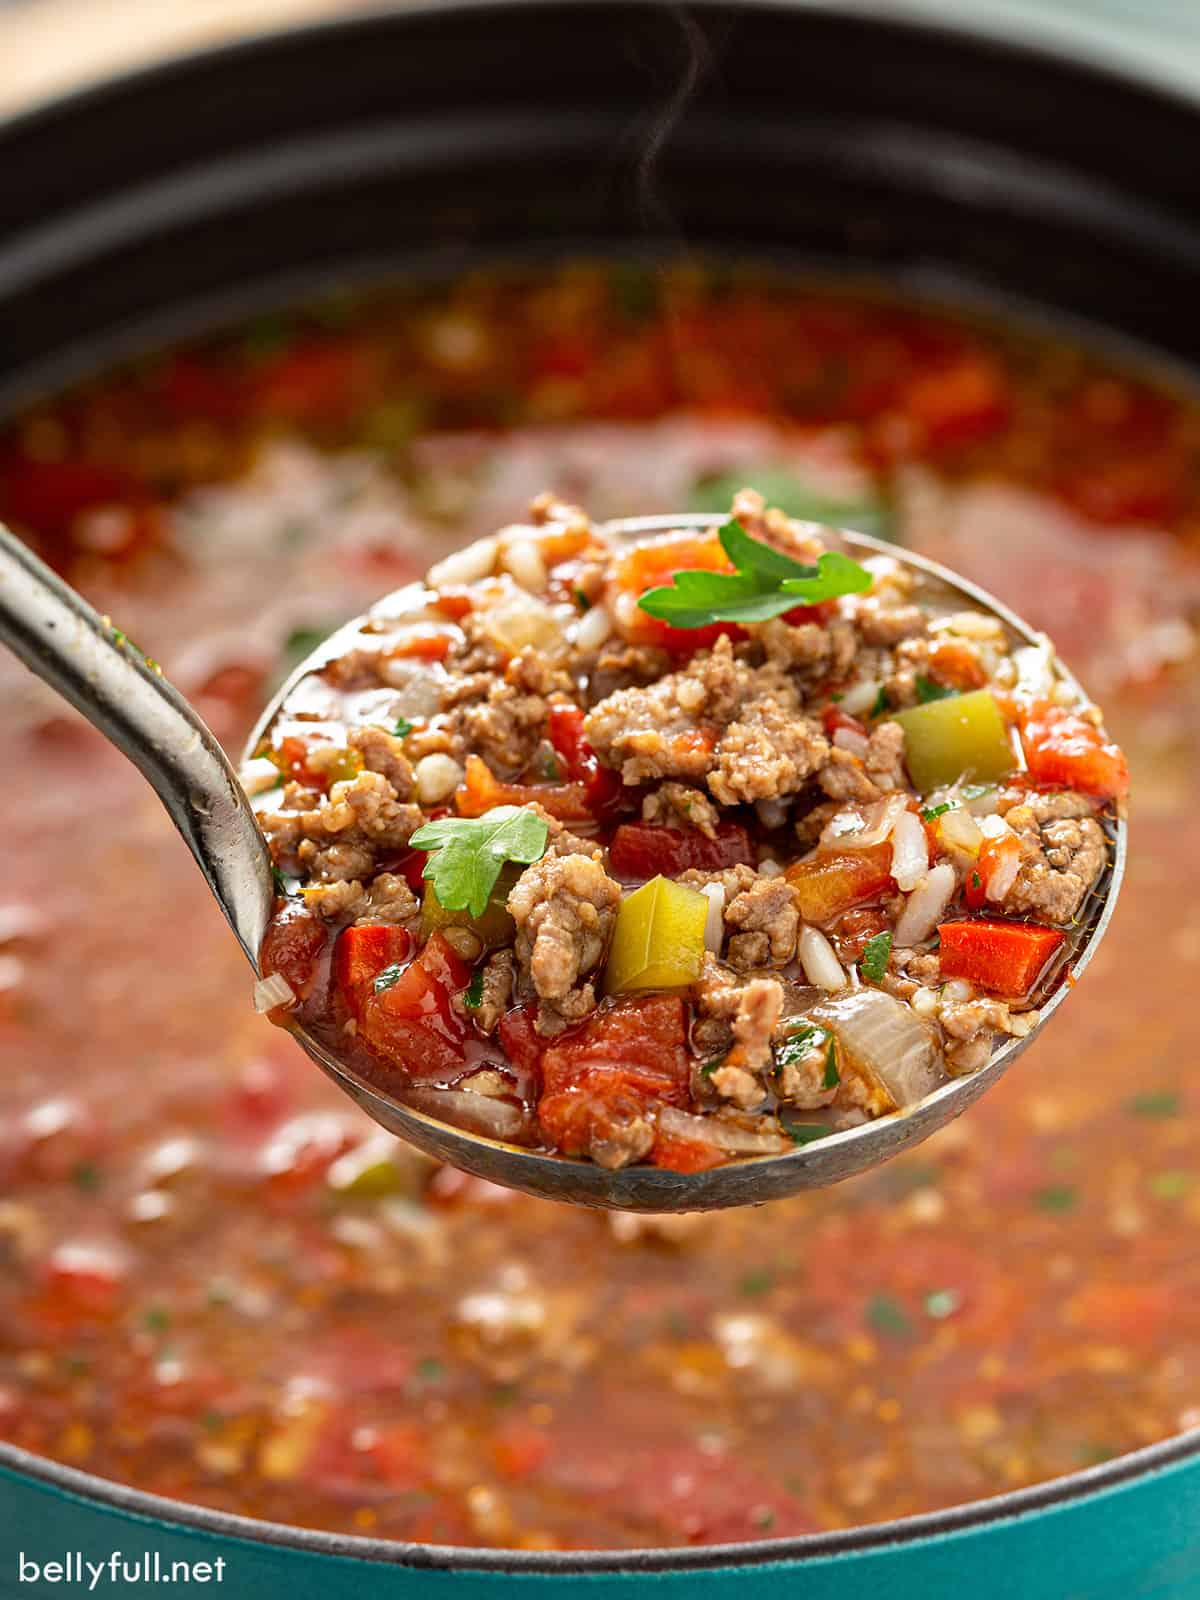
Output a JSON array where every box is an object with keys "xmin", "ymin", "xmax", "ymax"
[
  {"xmin": 464, "ymin": 969, "xmax": 485, "ymax": 1009},
  {"xmin": 921, "ymin": 802, "xmax": 953, "ymax": 822},
  {"xmin": 70, "ymin": 1161, "xmax": 103, "ymax": 1192},
  {"xmin": 700, "ymin": 1055, "xmax": 725, "ymax": 1078},
  {"xmin": 417, "ymin": 1357, "xmax": 444, "ymax": 1381},
  {"xmin": 1127, "ymin": 1090, "xmax": 1181, "ymax": 1119},
  {"xmin": 1033, "ymin": 1183, "xmax": 1078, "ymax": 1214},
  {"xmin": 410, "ymin": 807, "xmax": 550, "ymax": 918},
  {"xmin": 784, "ymin": 1122, "xmax": 829, "ymax": 1146},
  {"xmin": 776, "ymin": 1023, "xmax": 829, "ymax": 1068},
  {"xmin": 870, "ymin": 686, "xmax": 890, "ymax": 719},
  {"xmin": 915, "ymin": 675, "xmax": 957, "ymax": 704},
  {"xmin": 574, "ymin": 587, "xmax": 592, "ymax": 612},
  {"xmin": 142, "ymin": 1305, "xmax": 171, "ymax": 1335},
  {"xmin": 823, "ymin": 1036, "xmax": 840, "ymax": 1090},
  {"xmin": 374, "ymin": 963, "xmax": 406, "ymax": 993},
  {"xmin": 738, "ymin": 1268, "xmax": 776, "ymax": 1298},
  {"xmin": 959, "ymin": 783, "xmax": 997, "ymax": 802},
  {"xmin": 393, "ymin": 717, "xmax": 415, "ymax": 739},
  {"xmin": 1150, "ymin": 1171, "xmax": 1191, "ymax": 1199},
  {"xmin": 866, "ymin": 1293, "xmax": 912, "ymax": 1338},
  {"xmin": 860, "ymin": 931, "xmax": 892, "ymax": 983}
]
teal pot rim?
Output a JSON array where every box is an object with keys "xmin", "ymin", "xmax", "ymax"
[
  {"xmin": 2, "ymin": 0, "xmax": 1199, "ymax": 1571},
  {"xmin": 4, "ymin": 1420, "xmax": 1200, "ymax": 1570}
]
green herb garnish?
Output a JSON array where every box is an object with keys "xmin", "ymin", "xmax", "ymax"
[
  {"xmin": 775, "ymin": 1023, "xmax": 829, "ymax": 1068},
  {"xmin": 915, "ymin": 675, "xmax": 957, "ymax": 704},
  {"xmin": 70, "ymin": 1162, "xmax": 103, "ymax": 1192},
  {"xmin": 538, "ymin": 750, "xmax": 563, "ymax": 781},
  {"xmin": 921, "ymin": 802, "xmax": 953, "ymax": 822},
  {"xmin": 870, "ymin": 686, "xmax": 890, "ymax": 719},
  {"xmin": 271, "ymin": 865, "xmax": 294, "ymax": 896},
  {"xmin": 1127, "ymin": 1090, "xmax": 1181, "ymax": 1119},
  {"xmin": 417, "ymin": 1357, "xmax": 444, "ymax": 1382},
  {"xmin": 738, "ymin": 1268, "xmax": 775, "ymax": 1298},
  {"xmin": 970, "ymin": 871, "xmax": 982, "ymax": 892},
  {"xmin": 393, "ymin": 717, "xmax": 415, "ymax": 739},
  {"xmin": 860, "ymin": 931, "xmax": 892, "ymax": 983},
  {"xmin": 1150, "ymin": 1171, "xmax": 1191, "ymax": 1199},
  {"xmin": 142, "ymin": 1305, "xmax": 171, "ymax": 1336},
  {"xmin": 783, "ymin": 1122, "xmax": 829, "ymax": 1146},
  {"xmin": 464, "ymin": 970, "xmax": 485, "ymax": 1009},
  {"xmin": 1033, "ymin": 1183, "xmax": 1078, "ymax": 1214},
  {"xmin": 700, "ymin": 1055, "xmax": 725, "ymax": 1078},
  {"xmin": 282, "ymin": 625, "xmax": 333, "ymax": 669},
  {"xmin": 574, "ymin": 586, "xmax": 592, "ymax": 612},
  {"xmin": 374, "ymin": 963, "xmax": 406, "ymax": 994},
  {"xmin": 410, "ymin": 806, "xmax": 550, "ymax": 918},
  {"xmin": 959, "ymin": 783, "xmax": 996, "ymax": 803},
  {"xmin": 823, "ymin": 1036, "xmax": 840, "ymax": 1090},
  {"xmin": 637, "ymin": 518, "xmax": 872, "ymax": 630},
  {"xmin": 865, "ymin": 1293, "xmax": 912, "ymax": 1339}
]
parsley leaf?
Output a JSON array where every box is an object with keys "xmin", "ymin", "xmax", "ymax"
[
  {"xmin": 393, "ymin": 717, "xmax": 415, "ymax": 739},
  {"xmin": 783, "ymin": 1122, "xmax": 829, "ymax": 1146},
  {"xmin": 637, "ymin": 519, "xmax": 872, "ymax": 629},
  {"xmin": 860, "ymin": 931, "xmax": 892, "ymax": 983},
  {"xmin": 775, "ymin": 1023, "xmax": 829, "ymax": 1068},
  {"xmin": 823, "ymin": 1036, "xmax": 840, "ymax": 1090},
  {"xmin": 410, "ymin": 807, "xmax": 549, "ymax": 917},
  {"xmin": 915, "ymin": 675, "xmax": 957, "ymax": 704}
]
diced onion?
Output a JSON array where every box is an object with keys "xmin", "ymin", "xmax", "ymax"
[
  {"xmin": 985, "ymin": 839, "xmax": 1022, "ymax": 903},
  {"xmin": 700, "ymin": 884, "xmax": 726, "ymax": 954},
  {"xmin": 1011, "ymin": 640, "xmax": 1056, "ymax": 698},
  {"xmin": 890, "ymin": 810, "xmax": 929, "ymax": 892},
  {"xmin": 813, "ymin": 988, "xmax": 945, "ymax": 1108},
  {"xmin": 832, "ymin": 727, "xmax": 870, "ymax": 760},
  {"xmin": 480, "ymin": 591, "xmax": 563, "ymax": 656},
  {"xmin": 574, "ymin": 603, "xmax": 614, "ymax": 652},
  {"xmin": 240, "ymin": 757, "xmax": 282, "ymax": 796},
  {"xmin": 500, "ymin": 537, "xmax": 548, "ymax": 594},
  {"xmin": 894, "ymin": 861, "xmax": 957, "ymax": 947},
  {"xmin": 798, "ymin": 925, "xmax": 846, "ymax": 991},
  {"xmin": 406, "ymin": 1087, "xmax": 524, "ymax": 1142},
  {"xmin": 838, "ymin": 679, "xmax": 885, "ymax": 717},
  {"xmin": 820, "ymin": 792, "xmax": 907, "ymax": 852},
  {"xmin": 939, "ymin": 806, "xmax": 983, "ymax": 856},
  {"xmin": 253, "ymin": 973, "xmax": 296, "ymax": 1013},
  {"xmin": 657, "ymin": 1107, "xmax": 790, "ymax": 1156},
  {"xmin": 979, "ymin": 813, "xmax": 1012, "ymax": 841},
  {"xmin": 428, "ymin": 535, "xmax": 498, "ymax": 587}
]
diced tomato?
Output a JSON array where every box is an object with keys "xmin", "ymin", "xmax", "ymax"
[
  {"xmin": 927, "ymin": 638, "xmax": 987, "ymax": 691},
  {"xmin": 1020, "ymin": 701, "xmax": 1130, "ymax": 802},
  {"xmin": 651, "ymin": 1131, "xmax": 725, "ymax": 1174},
  {"xmin": 391, "ymin": 847, "xmax": 430, "ymax": 895},
  {"xmin": 334, "ymin": 924, "xmax": 413, "ymax": 1015},
  {"xmin": 387, "ymin": 632, "xmax": 455, "ymax": 661},
  {"xmin": 368, "ymin": 1422, "xmax": 427, "ymax": 1489},
  {"xmin": 0, "ymin": 457, "xmax": 134, "ymax": 538},
  {"xmin": 1064, "ymin": 1281, "xmax": 1173, "ymax": 1347},
  {"xmin": 157, "ymin": 354, "xmax": 247, "ymax": 422},
  {"xmin": 455, "ymin": 753, "xmax": 590, "ymax": 822},
  {"xmin": 253, "ymin": 340, "xmax": 375, "ymax": 427},
  {"xmin": 259, "ymin": 904, "xmax": 328, "ymax": 1002},
  {"xmin": 612, "ymin": 533, "xmax": 746, "ymax": 655},
  {"xmin": 609, "ymin": 820, "xmax": 755, "ymax": 880},
  {"xmin": 546, "ymin": 704, "xmax": 625, "ymax": 820},
  {"xmin": 898, "ymin": 355, "xmax": 1010, "ymax": 452},
  {"xmin": 832, "ymin": 906, "xmax": 891, "ymax": 963},
  {"xmin": 783, "ymin": 599, "xmax": 837, "ymax": 627},
  {"xmin": 274, "ymin": 734, "xmax": 330, "ymax": 790},
  {"xmin": 536, "ymin": 996, "xmax": 691, "ymax": 1157},
  {"xmin": 497, "ymin": 1004, "xmax": 547, "ymax": 1077},
  {"xmin": 493, "ymin": 1420, "xmax": 552, "ymax": 1479},
  {"xmin": 785, "ymin": 842, "xmax": 895, "ymax": 924},
  {"xmin": 938, "ymin": 917, "xmax": 1065, "ymax": 995},
  {"xmin": 964, "ymin": 833, "xmax": 1023, "ymax": 912},
  {"xmin": 356, "ymin": 932, "xmax": 470, "ymax": 1081},
  {"xmin": 429, "ymin": 588, "xmax": 475, "ymax": 621}
]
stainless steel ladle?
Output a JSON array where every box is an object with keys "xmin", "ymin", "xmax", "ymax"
[{"xmin": 0, "ymin": 515, "xmax": 1125, "ymax": 1211}]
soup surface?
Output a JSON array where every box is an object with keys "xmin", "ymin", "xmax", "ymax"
[{"xmin": 0, "ymin": 265, "xmax": 1198, "ymax": 1549}]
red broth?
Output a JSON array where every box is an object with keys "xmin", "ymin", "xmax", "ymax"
[{"xmin": 0, "ymin": 265, "xmax": 1198, "ymax": 1548}]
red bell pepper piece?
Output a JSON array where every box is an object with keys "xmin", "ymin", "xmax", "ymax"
[
  {"xmin": 546, "ymin": 704, "xmax": 625, "ymax": 820},
  {"xmin": 785, "ymin": 842, "xmax": 895, "ymax": 924},
  {"xmin": 612, "ymin": 533, "xmax": 747, "ymax": 655},
  {"xmin": 938, "ymin": 917, "xmax": 1065, "ymax": 995},
  {"xmin": 455, "ymin": 753, "xmax": 590, "ymax": 822},
  {"xmin": 609, "ymin": 820, "xmax": 756, "ymax": 880},
  {"xmin": 1020, "ymin": 701, "xmax": 1130, "ymax": 802}
]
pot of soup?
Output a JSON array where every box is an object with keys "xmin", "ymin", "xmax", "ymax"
[{"xmin": 1, "ymin": 5, "xmax": 1199, "ymax": 1597}]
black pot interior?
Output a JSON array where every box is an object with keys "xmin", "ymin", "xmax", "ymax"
[{"xmin": 3, "ymin": 0, "xmax": 1200, "ymax": 411}]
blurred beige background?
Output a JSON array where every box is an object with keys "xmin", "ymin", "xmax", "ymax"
[{"xmin": 3, "ymin": 0, "xmax": 1200, "ymax": 117}]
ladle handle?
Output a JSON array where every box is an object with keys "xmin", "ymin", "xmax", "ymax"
[{"xmin": 0, "ymin": 523, "xmax": 273, "ymax": 967}]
